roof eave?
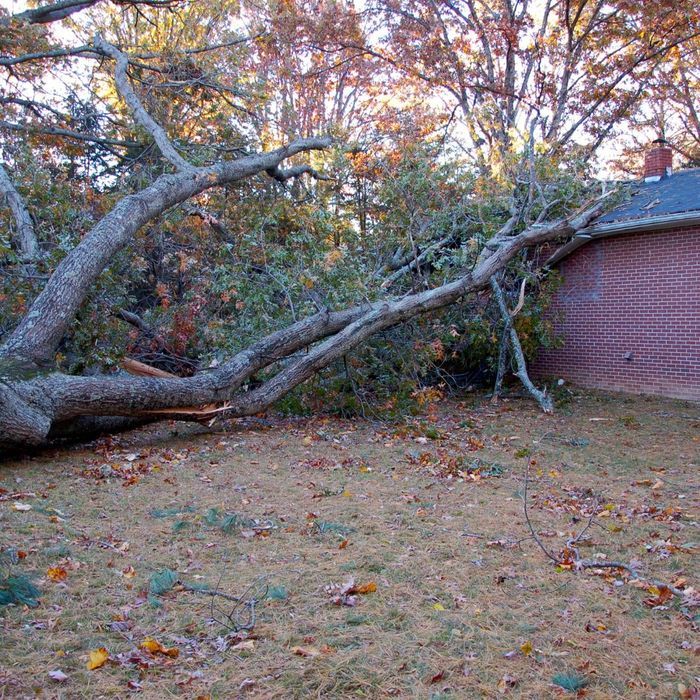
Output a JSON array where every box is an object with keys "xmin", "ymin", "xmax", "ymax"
[{"xmin": 545, "ymin": 210, "xmax": 700, "ymax": 266}]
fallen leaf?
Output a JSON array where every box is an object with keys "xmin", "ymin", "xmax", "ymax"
[
  {"xmin": 291, "ymin": 645, "xmax": 320, "ymax": 657},
  {"xmin": 354, "ymin": 581, "xmax": 377, "ymax": 594},
  {"xmin": 520, "ymin": 640, "xmax": 533, "ymax": 656},
  {"xmin": 12, "ymin": 503, "xmax": 32, "ymax": 511},
  {"xmin": 86, "ymin": 647, "xmax": 109, "ymax": 670},
  {"xmin": 429, "ymin": 670, "xmax": 446, "ymax": 684},
  {"xmin": 48, "ymin": 670, "xmax": 68, "ymax": 682},
  {"xmin": 230, "ymin": 639, "xmax": 255, "ymax": 653},
  {"xmin": 678, "ymin": 684, "xmax": 700, "ymax": 700},
  {"xmin": 498, "ymin": 674, "xmax": 518, "ymax": 694},
  {"xmin": 140, "ymin": 637, "xmax": 179, "ymax": 658},
  {"xmin": 643, "ymin": 585, "xmax": 674, "ymax": 608},
  {"xmin": 47, "ymin": 567, "xmax": 67, "ymax": 582},
  {"xmin": 432, "ymin": 602, "xmax": 446, "ymax": 611}
]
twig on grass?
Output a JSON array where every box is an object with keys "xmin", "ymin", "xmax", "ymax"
[
  {"xmin": 522, "ymin": 458, "xmax": 560, "ymax": 563},
  {"xmin": 0, "ymin": 492, "xmax": 36, "ymax": 501},
  {"xmin": 521, "ymin": 459, "xmax": 690, "ymax": 602},
  {"xmin": 181, "ymin": 583, "xmax": 243, "ymax": 604},
  {"xmin": 205, "ymin": 568, "xmax": 268, "ymax": 634}
]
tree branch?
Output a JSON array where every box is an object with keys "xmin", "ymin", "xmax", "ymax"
[
  {"xmin": 0, "ymin": 136, "xmax": 332, "ymax": 365},
  {"xmin": 38, "ymin": 195, "xmax": 606, "ymax": 422},
  {"xmin": 380, "ymin": 235, "xmax": 452, "ymax": 289},
  {"xmin": 9, "ymin": 0, "xmax": 182, "ymax": 25},
  {"xmin": 0, "ymin": 120, "xmax": 142, "ymax": 149},
  {"xmin": 490, "ymin": 276, "xmax": 553, "ymax": 413},
  {"xmin": 0, "ymin": 162, "xmax": 39, "ymax": 262},
  {"xmin": 94, "ymin": 34, "xmax": 194, "ymax": 172},
  {"xmin": 265, "ymin": 164, "xmax": 331, "ymax": 182},
  {"xmin": 11, "ymin": 0, "xmax": 102, "ymax": 24}
]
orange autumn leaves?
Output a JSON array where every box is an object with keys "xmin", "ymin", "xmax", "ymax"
[
  {"xmin": 46, "ymin": 566, "xmax": 67, "ymax": 582},
  {"xmin": 87, "ymin": 637, "xmax": 178, "ymax": 671},
  {"xmin": 140, "ymin": 637, "xmax": 179, "ymax": 658}
]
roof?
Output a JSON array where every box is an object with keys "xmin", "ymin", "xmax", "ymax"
[
  {"xmin": 595, "ymin": 168, "xmax": 700, "ymax": 224},
  {"xmin": 547, "ymin": 168, "xmax": 700, "ymax": 265}
]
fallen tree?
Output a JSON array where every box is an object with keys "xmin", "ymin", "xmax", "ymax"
[
  {"xmin": 0, "ymin": 31, "xmax": 613, "ymax": 450},
  {"xmin": 0, "ymin": 174, "xmax": 609, "ymax": 448}
]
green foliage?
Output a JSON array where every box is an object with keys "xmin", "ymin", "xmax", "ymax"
[
  {"xmin": 148, "ymin": 568, "xmax": 178, "ymax": 607},
  {"xmin": 312, "ymin": 520, "xmax": 356, "ymax": 536},
  {"xmin": 0, "ymin": 574, "xmax": 41, "ymax": 608},
  {"xmin": 551, "ymin": 672, "xmax": 588, "ymax": 692},
  {"xmin": 0, "ymin": 550, "xmax": 40, "ymax": 608},
  {"xmin": 266, "ymin": 585, "xmax": 288, "ymax": 601}
]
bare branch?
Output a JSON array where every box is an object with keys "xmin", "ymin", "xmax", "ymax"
[
  {"xmin": 523, "ymin": 460, "xmax": 691, "ymax": 602},
  {"xmin": 510, "ymin": 278, "xmax": 527, "ymax": 317},
  {"xmin": 10, "ymin": 0, "xmax": 182, "ymax": 25},
  {"xmin": 94, "ymin": 34, "xmax": 195, "ymax": 172},
  {"xmin": 265, "ymin": 164, "xmax": 331, "ymax": 182},
  {"xmin": 0, "ymin": 45, "xmax": 99, "ymax": 67},
  {"xmin": 0, "ymin": 162, "xmax": 39, "ymax": 262},
  {"xmin": 11, "ymin": 0, "xmax": 102, "ymax": 24},
  {"xmin": 380, "ymin": 235, "xmax": 452, "ymax": 289},
  {"xmin": 490, "ymin": 276, "xmax": 553, "ymax": 413},
  {"xmin": 0, "ymin": 119, "xmax": 142, "ymax": 150}
]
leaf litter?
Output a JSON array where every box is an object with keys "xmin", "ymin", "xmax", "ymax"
[{"xmin": 0, "ymin": 392, "xmax": 698, "ymax": 698}]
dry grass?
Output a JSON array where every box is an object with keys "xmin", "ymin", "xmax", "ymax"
[{"xmin": 1, "ymin": 388, "xmax": 698, "ymax": 699}]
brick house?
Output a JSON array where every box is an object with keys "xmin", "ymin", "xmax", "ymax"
[{"xmin": 532, "ymin": 140, "xmax": 700, "ymax": 401}]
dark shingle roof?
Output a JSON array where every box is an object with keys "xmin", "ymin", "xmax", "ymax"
[
  {"xmin": 545, "ymin": 167, "xmax": 700, "ymax": 265},
  {"xmin": 596, "ymin": 168, "xmax": 700, "ymax": 224}
]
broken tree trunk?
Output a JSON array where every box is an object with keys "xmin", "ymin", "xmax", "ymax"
[
  {"xmin": 0, "ymin": 34, "xmax": 611, "ymax": 449},
  {"xmin": 489, "ymin": 276, "xmax": 553, "ymax": 413}
]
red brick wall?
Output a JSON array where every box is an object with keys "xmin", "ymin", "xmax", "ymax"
[{"xmin": 532, "ymin": 225, "xmax": 700, "ymax": 401}]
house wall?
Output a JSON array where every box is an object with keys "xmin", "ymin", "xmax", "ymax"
[{"xmin": 532, "ymin": 225, "xmax": 700, "ymax": 401}]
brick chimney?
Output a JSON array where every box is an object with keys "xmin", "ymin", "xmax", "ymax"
[{"xmin": 643, "ymin": 138, "xmax": 673, "ymax": 182}]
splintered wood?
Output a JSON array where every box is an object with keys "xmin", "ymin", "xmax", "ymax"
[{"xmin": 122, "ymin": 358, "xmax": 230, "ymax": 424}]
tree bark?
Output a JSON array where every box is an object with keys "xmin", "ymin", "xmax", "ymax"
[
  {"xmin": 490, "ymin": 277, "xmax": 553, "ymax": 413},
  {"xmin": 491, "ymin": 325, "xmax": 509, "ymax": 401},
  {"xmin": 0, "ymin": 163, "xmax": 38, "ymax": 262}
]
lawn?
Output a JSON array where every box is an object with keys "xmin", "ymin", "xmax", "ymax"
[{"xmin": 1, "ymin": 388, "xmax": 698, "ymax": 699}]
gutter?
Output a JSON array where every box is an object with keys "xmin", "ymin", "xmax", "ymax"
[{"xmin": 546, "ymin": 209, "xmax": 700, "ymax": 266}]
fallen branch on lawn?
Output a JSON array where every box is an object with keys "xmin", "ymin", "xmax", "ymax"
[
  {"xmin": 203, "ymin": 571, "xmax": 268, "ymax": 634},
  {"xmin": 521, "ymin": 459, "xmax": 695, "ymax": 604}
]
